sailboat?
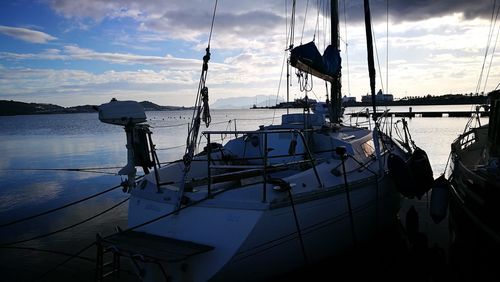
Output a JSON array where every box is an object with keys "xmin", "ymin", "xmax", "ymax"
[
  {"xmin": 95, "ymin": 1, "xmax": 428, "ymax": 281},
  {"xmin": 447, "ymin": 90, "xmax": 500, "ymax": 279}
]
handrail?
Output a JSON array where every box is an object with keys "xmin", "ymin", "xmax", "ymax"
[
  {"xmin": 263, "ymin": 132, "xmax": 268, "ymax": 202},
  {"xmin": 207, "ymin": 133, "xmax": 212, "ymax": 198},
  {"xmin": 296, "ymin": 130, "xmax": 323, "ymax": 187},
  {"xmin": 202, "ymin": 128, "xmax": 323, "ymax": 202},
  {"xmin": 202, "ymin": 128, "xmax": 319, "ymax": 135},
  {"xmin": 455, "ymin": 129, "xmax": 477, "ymax": 151}
]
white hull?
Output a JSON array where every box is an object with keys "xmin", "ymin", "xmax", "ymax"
[{"xmin": 128, "ymin": 158, "xmax": 400, "ymax": 281}]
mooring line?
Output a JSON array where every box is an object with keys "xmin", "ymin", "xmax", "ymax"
[
  {"xmin": 0, "ymin": 177, "xmax": 140, "ymax": 228},
  {"xmin": 0, "ymin": 197, "xmax": 129, "ymax": 246}
]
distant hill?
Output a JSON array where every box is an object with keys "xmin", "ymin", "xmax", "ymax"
[
  {"xmin": 139, "ymin": 101, "xmax": 189, "ymax": 111},
  {"xmin": 0, "ymin": 100, "xmax": 66, "ymax": 116},
  {"xmin": 211, "ymin": 95, "xmax": 284, "ymax": 109},
  {"xmin": 0, "ymin": 100, "xmax": 192, "ymax": 116}
]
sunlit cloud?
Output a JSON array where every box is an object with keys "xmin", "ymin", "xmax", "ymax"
[
  {"xmin": 0, "ymin": 25, "xmax": 57, "ymax": 43},
  {"xmin": 0, "ymin": 45, "xmax": 232, "ymax": 70}
]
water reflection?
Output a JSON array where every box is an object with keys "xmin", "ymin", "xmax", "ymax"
[{"xmin": 0, "ymin": 180, "xmax": 63, "ymax": 211}]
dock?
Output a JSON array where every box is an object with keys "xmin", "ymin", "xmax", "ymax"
[{"xmin": 346, "ymin": 110, "xmax": 489, "ymax": 118}]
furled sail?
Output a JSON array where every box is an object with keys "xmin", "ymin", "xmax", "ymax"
[{"xmin": 290, "ymin": 41, "xmax": 341, "ymax": 82}]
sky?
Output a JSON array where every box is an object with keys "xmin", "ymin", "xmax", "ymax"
[{"xmin": 0, "ymin": 0, "xmax": 499, "ymax": 107}]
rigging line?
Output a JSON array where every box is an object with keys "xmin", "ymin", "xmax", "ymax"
[
  {"xmin": 185, "ymin": 0, "xmax": 219, "ymax": 152},
  {"xmin": 103, "ymin": 194, "xmax": 214, "ymax": 240},
  {"xmin": 3, "ymin": 165, "xmax": 123, "ymax": 171},
  {"xmin": 476, "ymin": 0, "xmax": 498, "ymax": 94},
  {"xmin": 290, "ymin": 0, "xmax": 296, "ymax": 48},
  {"xmin": 342, "ymin": 0, "xmax": 351, "ymax": 96},
  {"xmin": 0, "ymin": 178, "xmax": 138, "ymax": 228},
  {"xmin": 287, "ymin": 187, "xmax": 309, "ymax": 265},
  {"xmin": 371, "ymin": 21, "xmax": 385, "ymax": 93},
  {"xmin": 444, "ymin": 151, "xmax": 453, "ymax": 175},
  {"xmin": 210, "ymin": 119, "xmax": 233, "ymax": 125},
  {"xmin": 318, "ymin": 0, "xmax": 323, "ymax": 49},
  {"xmin": 183, "ymin": 21, "xmax": 215, "ymax": 175},
  {"xmin": 236, "ymin": 117, "xmax": 276, "ymax": 121},
  {"xmin": 152, "ymin": 122, "xmax": 190, "ymax": 128},
  {"xmin": 310, "ymin": 88, "xmax": 320, "ymax": 100},
  {"xmin": 156, "ymin": 144, "xmax": 186, "ymax": 151},
  {"xmin": 159, "ymin": 159, "xmax": 182, "ymax": 166},
  {"xmin": 322, "ymin": 1, "xmax": 328, "ymax": 49},
  {"xmin": 326, "ymin": 0, "xmax": 331, "ymax": 46},
  {"xmin": 483, "ymin": 6, "xmax": 500, "ymax": 93},
  {"xmin": 100, "ymin": 164, "xmax": 343, "ymax": 243},
  {"xmin": 272, "ymin": 50, "xmax": 288, "ymax": 125},
  {"xmin": 0, "ymin": 246, "xmax": 95, "ymax": 263},
  {"xmin": 0, "ymin": 197, "xmax": 130, "ymax": 247},
  {"xmin": 313, "ymin": 0, "xmax": 321, "ymax": 42},
  {"xmin": 300, "ymin": 0, "xmax": 310, "ymax": 44},
  {"xmin": 2, "ymin": 168, "xmax": 118, "ymax": 175},
  {"xmin": 94, "ymin": 156, "xmax": 398, "ymax": 251},
  {"xmin": 340, "ymin": 153, "xmax": 357, "ymax": 247},
  {"xmin": 41, "ymin": 185, "xmax": 231, "ymax": 279},
  {"xmin": 465, "ymin": 2, "xmax": 499, "ymax": 131},
  {"xmin": 386, "ymin": 0, "xmax": 389, "ymax": 94},
  {"xmin": 286, "ymin": 0, "xmax": 288, "ymax": 48},
  {"xmin": 273, "ymin": 0, "xmax": 294, "ymax": 125},
  {"xmin": 207, "ymin": 0, "xmax": 218, "ymax": 47},
  {"xmin": 37, "ymin": 241, "xmax": 96, "ymax": 281}
]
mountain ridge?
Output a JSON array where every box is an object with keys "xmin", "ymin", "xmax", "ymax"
[{"xmin": 0, "ymin": 100, "xmax": 191, "ymax": 116}]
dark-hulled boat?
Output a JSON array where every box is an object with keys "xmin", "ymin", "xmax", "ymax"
[{"xmin": 448, "ymin": 90, "xmax": 500, "ymax": 280}]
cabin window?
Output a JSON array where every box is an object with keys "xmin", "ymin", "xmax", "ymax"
[{"xmin": 361, "ymin": 139, "xmax": 375, "ymax": 158}]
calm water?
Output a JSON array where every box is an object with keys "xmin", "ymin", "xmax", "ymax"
[{"xmin": 0, "ymin": 106, "xmax": 486, "ymax": 281}]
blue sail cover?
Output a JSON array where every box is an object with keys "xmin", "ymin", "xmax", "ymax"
[{"xmin": 290, "ymin": 41, "xmax": 341, "ymax": 82}]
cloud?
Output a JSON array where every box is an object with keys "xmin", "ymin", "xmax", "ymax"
[
  {"xmin": 0, "ymin": 56, "xmax": 281, "ymax": 107},
  {"xmin": 46, "ymin": 0, "xmax": 496, "ymax": 40},
  {"xmin": 383, "ymin": 0, "xmax": 495, "ymax": 21},
  {"xmin": 62, "ymin": 45, "xmax": 202, "ymax": 68},
  {"xmin": 0, "ymin": 67, "xmax": 199, "ymax": 105},
  {"xmin": 343, "ymin": 0, "xmax": 496, "ymax": 23},
  {"xmin": 143, "ymin": 10, "xmax": 283, "ymax": 41},
  {"xmin": 47, "ymin": 0, "xmax": 284, "ymax": 42},
  {"xmin": 0, "ymin": 25, "xmax": 57, "ymax": 43},
  {"xmin": 0, "ymin": 45, "xmax": 232, "ymax": 70}
]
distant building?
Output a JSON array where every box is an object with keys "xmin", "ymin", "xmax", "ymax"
[
  {"xmin": 295, "ymin": 97, "xmax": 317, "ymax": 105},
  {"xmin": 361, "ymin": 89, "xmax": 393, "ymax": 103}
]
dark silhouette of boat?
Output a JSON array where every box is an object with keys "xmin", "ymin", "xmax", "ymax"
[{"xmin": 448, "ymin": 90, "xmax": 500, "ymax": 281}]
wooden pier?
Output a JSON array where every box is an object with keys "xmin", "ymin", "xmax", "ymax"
[{"xmin": 346, "ymin": 110, "xmax": 489, "ymax": 118}]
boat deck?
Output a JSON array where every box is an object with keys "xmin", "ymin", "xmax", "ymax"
[
  {"xmin": 98, "ymin": 231, "xmax": 213, "ymax": 262},
  {"xmin": 95, "ymin": 231, "xmax": 213, "ymax": 280}
]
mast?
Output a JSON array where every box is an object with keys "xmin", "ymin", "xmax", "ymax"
[
  {"xmin": 363, "ymin": 0, "xmax": 377, "ymax": 121},
  {"xmin": 330, "ymin": 0, "xmax": 342, "ymax": 123}
]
